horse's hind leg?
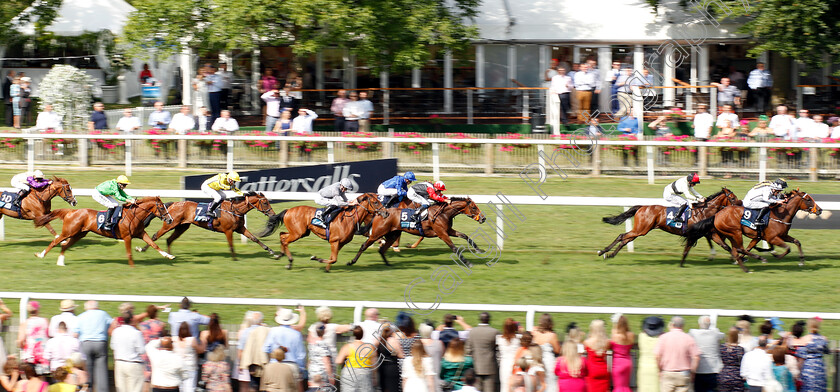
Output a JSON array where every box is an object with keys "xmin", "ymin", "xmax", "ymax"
[
  {"xmin": 238, "ymin": 227, "xmax": 280, "ymax": 259},
  {"xmin": 348, "ymin": 232, "xmax": 385, "ymax": 266},
  {"xmin": 44, "ymin": 222, "xmax": 58, "ymax": 237},
  {"xmin": 706, "ymin": 236, "xmax": 717, "ymax": 259},
  {"xmin": 224, "ymin": 230, "xmax": 237, "ymax": 261},
  {"xmin": 36, "ymin": 232, "xmax": 71, "ymax": 259},
  {"xmin": 280, "ymin": 230, "xmax": 306, "ymax": 269},
  {"xmin": 448, "ymin": 228, "xmax": 483, "ymax": 252},
  {"xmin": 56, "ymin": 232, "xmax": 87, "ymax": 266},
  {"xmin": 779, "ymin": 234, "xmax": 805, "ymax": 266},
  {"xmin": 376, "ymin": 231, "xmax": 403, "ymax": 266},
  {"xmin": 137, "ymin": 224, "xmax": 176, "ymax": 253},
  {"xmin": 163, "ymin": 224, "xmax": 191, "ymax": 254}
]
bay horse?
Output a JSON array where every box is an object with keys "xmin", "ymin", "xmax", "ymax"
[
  {"xmin": 33, "ymin": 197, "xmax": 174, "ymax": 267},
  {"xmin": 683, "ymin": 189, "xmax": 821, "ymax": 272},
  {"xmin": 0, "ymin": 177, "xmax": 77, "ymax": 237},
  {"xmin": 347, "ymin": 197, "xmax": 487, "ymax": 267},
  {"xmin": 598, "ymin": 188, "xmax": 740, "ymax": 260},
  {"xmin": 256, "ymin": 193, "xmax": 388, "ymax": 272},
  {"xmin": 135, "ymin": 192, "xmax": 279, "ymax": 260},
  {"xmin": 370, "ymin": 198, "xmax": 424, "ymax": 251}
]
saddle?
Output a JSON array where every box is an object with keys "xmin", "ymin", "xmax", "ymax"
[
  {"xmin": 194, "ymin": 203, "xmax": 218, "ymax": 222},
  {"xmin": 400, "ymin": 208, "xmax": 426, "ymax": 236},
  {"xmin": 740, "ymin": 208, "xmax": 769, "ymax": 230},
  {"xmin": 96, "ymin": 206, "xmax": 123, "ymax": 235},
  {"xmin": 665, "ymin": 206, "xmax": 692, "ymax": 229},
  {"xmin": 0, "ymin": 191, "xmax": 22, "ymax": 214}
]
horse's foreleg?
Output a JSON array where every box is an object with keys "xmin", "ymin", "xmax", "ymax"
[
  {"xmin": 706, "ymin": 236, "xmax": 716, "ymax": 259},
  {"xmin": 767, "ymin": 236, "xmax": 792, "ymax": 260},
  {"xmin": 312, "ymin": 241, "xmax": 341, "ymax": 273},
  {"xmin": 279, "ymin": 231, "xmax": 303, "ymax": 269},
  {"xmin": 139, "ymin": 231, "xmax": 175, "ymax": 261},
  {"xmin": 407, "ymin": 235, "xmax": 424, "ymax": 249},
  {"xmin": 348, "ymin": 232, "xmax": 383, "ymax": 266},
  {"xmin": 448, "ymin": 228, "xmax": 483, "ymax": 252},
  {"xmin": 376, "ymin": 231, "xmax": 403, "ymax": 266},
  {"xmin": 163, "ymin": 224, "xmax": 191, "ymax": 254},
  {"xmin": 436, "ymin": 231, "xmax": 472, "ymax": 268},
  {"xmin": 779, "ymin": 234, "xmax": 805, "ymax": 266},
  {"xmin": 136, "ymin": 224, "xmax": 174, "ymax": 253},
  {"xmin": 123, "ymin": 236, "xmax": 136, "ymax": 267},
  {"xmin": 238, "ymin": 228, "xmax": 280, "ymax": 259},
  {"xmin": 56, "ymin": 232, "xmax": 87, "ymax": 266},
  {"xmin": 44, "ymin": 222, "xmax": 58, "ymax": 237},
  {"xmin": 224, "ymin": 230, "xmax": 237, "ymax": 261},
  {"xmin": 36, "ymin": 234, "xmax": 69, "ymax": 259}
]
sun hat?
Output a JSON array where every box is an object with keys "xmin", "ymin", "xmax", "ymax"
[
  {"xmin": 642, "ymin": 316, "xmax": 665, "ymax": 337},
  {"xmin": 59, "ymin": 299, "xmax": 77, "ymax": 312},
  {"xmin": 27, "ymin": 301, "xmax": 40, "ymax": 313},
  {"xmin": 274, "ymin": 308, "xmax": 300, "ymax": 325}
]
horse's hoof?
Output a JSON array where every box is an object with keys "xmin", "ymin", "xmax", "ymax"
[
  {"xmin": 392, "ymin": 247, "xmax": 400, "ymax": 253},
  {"xmin": 272, "ymin": 254, "xmax": 281, "ymax": 259},
  {"xmin": 135, "ymin": 246, "xmax": 145, "ymax": 252},
  {"xmin": 760, "ymin": 259, "xmax": 768, "ymax": 264},
  {"xmin": 798, "ymin": 262, "xmax": 805, "ymax": 267},
  {"xmin": 346, "ymin": 261, "xmax": 355, "ymax": 266},
  {"xmin": 310, "ymin": 255, "xmax": 317, "ymax": 260},
  {"xmin": 285, "ymin": 264, "xmax": 292, "ymax": 270},
  {"xmin": 56, "ymin": 255, "xmax": 65, "ymax": 266},
  {"xmin": 35, "ymin": 250, "xmax": 45, "ymax": 259},
  {"xmin": 597, "ymin": 250, "xmax": 604, "ymax": 256}
]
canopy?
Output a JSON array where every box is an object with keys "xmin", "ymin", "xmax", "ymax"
[{"xmin": 14, "ymin": 0, "xmax": 137, "ymax": 37}]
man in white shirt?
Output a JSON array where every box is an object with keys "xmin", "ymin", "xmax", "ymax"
[
  {"xmin": 809, "ymin": 115, "xmax": 830, "ymax": 140},
  {"xmin": 342, "ymin": 92, "xmax": 364, "ymax": 132},
  {"xmin": 769, "ymin": 105, "xmax": 795, "ymax": 139},
  {"xmin": 261, "ymin": 89, "xmax": 282, "ymax": 133},
  {"xmin": 792, "ymin": 109, "xmax": 814, "ymax": 141},
  {"xmin": 111, "ymin": 314, "xmax": 146, "ymax": 392},
  {"xmin": 115, "ymin": 109, "xmax": 141, "ymax": 134},
  {"xmin": 196, "ymin": 106, "xmax": 211, "ymax": 132},
  {"xmin": 740, "ymin": 337, "xmax": 772, "ymax": 391},
  {"xmin": 692, "ymin": 104, "xmax": 714, "ymax": 141},
  {"xmin": 146, "ymin": 337, "xmax": 184, "ymax": 390},
  {"xmin": 291, "ymin": 108, "xmax": 318, "ymax": 134},
  {"xmin": 548, "ymin": 67, "xmax": 573, "ymax": 132},
  {"xmin": 689, "ymin": 316, "xmax": 724, "ymax": 392},
  {"xmin": 359, "ymin": 308, "xmax": 382, "ymax": 345},
  {"xmin": 35, "ymin": 104, "xmax": 62, "ymax": 131},
  {"xmin": 613, "ymin": 68, "xmax": 635, "ymax": 117},
  {"xmin": 357, "ymin": 91, "xmax": 374, "ymax": 132},
  {"xmin": 168, "ymin": 106, "xmax": 195, "ymax": 135},
  {"xmin": 44, "ymin": 321, "xmax": 81, "ymax": 371},
  {"xmin": 747, "ymin": 63, "xmax": 772, "ymax": 114},
  {"xmin": 211, "ymin": 110, "xmax": 239, "ymax": 133},
  {"xmin": 715, "ymin": 105, "xmax": 739, "ymax": 129},
  {"xmin": 49, "ymin": 299, "xmax": 78, "ymax": 337},
  {"xmin": 147, "ymin": 101, "xmax": 171, "ymax": 130},
  {"xmin": 573, "ymin": 63, "xmax": 600, "ymax": 122}
]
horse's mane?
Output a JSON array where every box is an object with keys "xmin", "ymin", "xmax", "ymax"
[
  {"xmin": 51, "ymin": 176, "xmax": 68, "ymax": 183},
  {"xmin": 135, "ymin": 196, "xmax": 160, "ymax": 203},
  {"xmin": 705, "ymin": 188, "xmax": 727, "ymax": 200},
  {"xmin": 228, "ymin": 191, "xmax": 259, "ymax": 202},
  {"xmin": 449, "ymin": 196, "xmax": 470, "ymax": 202}
]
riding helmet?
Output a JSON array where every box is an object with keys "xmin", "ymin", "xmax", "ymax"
[
  {"xmin": 687, "ymin": 172, "xmax": 700, "ymax": 184},
  {"xmin": 116, "ymin": 175, "xmax": 131, "ymax": 185},
  {"xmin": 33, "ymin": 170, "xmax": 45, "ymax": 178},
  {"xmin": 340, "ymin": 178, "xmax": 353, "ymax": 189},
  {"xmin": 404, "ymin": 171, "xmax": 416, "ymax": 182},
  {"xmin": 434, "ymin": 181, "xmax": 446, "ymax": 191},
  {"xmin": 228, "ymin": 171, "xmax": 241, "ymax": 182},
  {"xmin": 774, "ymin": 178, "xmax": 788, "ymax": 189}
]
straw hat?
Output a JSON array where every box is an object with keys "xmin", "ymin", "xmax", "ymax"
[
  {"xmin": 274, "ymin": 308, "xmax": 300, "ymax": 325},
  {"xmin": 60, "ymin": 299, "xmax": 77, "ymax": 312}
]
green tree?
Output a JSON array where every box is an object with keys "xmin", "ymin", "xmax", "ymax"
[{"xmin": 0, "ymin": 0, "xmax": 62, "ymax": 45}]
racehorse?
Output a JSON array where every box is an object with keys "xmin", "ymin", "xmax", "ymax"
[
  {"xmin": 598, "ymin": 188, "xmax": 740, "ymax": 261},
  {"xmin": 257, "ymin": 193, "xmax": 388, "ymax": 272},
  {"xmin": 369, "ymin": 198, "xmax": 424, "ymax": 251},
  {"xmin": 33, "ymin": 197, "xmax": 174, "ymax": 267},
  {"xmin": 683, "ymin": 189, "xmax": 821, "ymax": 272},
  {"xmin": 0, "ymin": 177, "xmax": 77, "ymax": 238},
  {"xmin": 347, "ymin": 197, "xmax": 487, "ymax": 267},
  {"xmin": 135, "ymin": 192, "xmax": 279, "ymax": 260}
]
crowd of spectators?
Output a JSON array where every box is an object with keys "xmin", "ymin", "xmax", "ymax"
[{"xmin": 0, "ymin": 299, "xmax": 834, "ymax": 392}]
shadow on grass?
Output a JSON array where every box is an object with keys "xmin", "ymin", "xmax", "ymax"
[{"xmin": 620, "ymin": 252, "xmax": 837, "ymax": 272}]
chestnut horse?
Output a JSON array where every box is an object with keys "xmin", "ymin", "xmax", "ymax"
[
  {"xmin": 683, "ymin": 189, "xmax": 821, "ymax": 272},
  {"xmin": 347, "ymin": 197, "xmax": 487, "ymax": 267},
  {"xmin": 598, "ymin": 188, "xmax": 740, "ymax": 261},
  {"xmin": 33, "ymin": 197, "xmax": 174, "ymax": 267},
  {"xmin": 135, "ymin": 192, "xmax": 279, "ymax": 260},
  {"xmin": 0, "ymin": 177, "xmax": 77, "ymax": 237},
  {"xmin": 257, "ymin": 193, "xmax": 388, "ymax": 272}
]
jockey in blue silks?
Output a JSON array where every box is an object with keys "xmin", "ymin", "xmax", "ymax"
[{"xmin": 377, "ymin": 171, "xmax": 416, "ymax": 208}]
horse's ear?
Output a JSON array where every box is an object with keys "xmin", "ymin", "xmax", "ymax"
[{"xmin": 796, "ymin": 187, "xmax": 799, "ymax": 192}]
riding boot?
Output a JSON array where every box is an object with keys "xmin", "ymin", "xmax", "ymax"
[
  {"xmin": 14, "ymin": 189, "xmax": 29, "ymax": 209},
  {"xmin": 322, "ymin": 205, "xmax": 337, "ymax": 225},
  {"xmin": 413, "ymin": 205, "xmax": 429, "ymax": 222},
  {"xmin": 674, "ymin": 204, "xmax": 688, "ymax": 222},
  {"xmin": 206, "ymin": 200, "xmax": 220, "ymax": 218},
  {"xmin": 382, "ymin": 195, "xmax": 395, "ymax": 209},
  {"xmin": 103, "ymin": 207, "xmax": 114, "ymax": 230},
  {"xmin": 110, "ymin": 206, "xmax": 121, "ymax": 229},
  {"xmin": 756, "ymin": 207, "xmax": 769, "ymax": 225}
]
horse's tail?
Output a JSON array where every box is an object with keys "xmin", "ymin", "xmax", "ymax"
[
  {"xmin": 257, "ymin": 209, "xmax": 287, "ymax": 237},
  {"xmin": 682, "ymin": 216, "xmax": 716, "ymax": 248},
  {"xmin": 34, "ymin": 209, "xmax": 71, "ymax": 227},
  {"xmin": 602, "ymin": 205, "xmax": 641, "ymax": 225}
]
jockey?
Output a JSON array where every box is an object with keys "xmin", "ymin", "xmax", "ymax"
[
  {"xmin": 315, "ymin": 178, "xmax": 358, "ymax": 225},
  {"xmin": 10, "ymin": 170, "xmax": 50, "ymax": 209},
  {"xmin": 407, "ymin": 180, "xmax": 451, "ymax": 221},
  {"xmin": 94, "ymin": 175, "xmax": 136, "ymax": 230},
  {"xmin": 377, "ymin": 171, "xmax": 416, "ymax": 208},
  {"xmin": 744, "ymin": 178, "xmax": 787, "ymax": 225},
  {"xmin": 201, "ymin": 171, "xmax": 243, "ymax": 218},
  {"xmin": 663, "ymin": 172, "xmax": 704, "ymax": 223}
]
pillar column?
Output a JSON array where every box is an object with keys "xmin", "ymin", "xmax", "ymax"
[
  {"xmin": 475, "ymin": 45, "xmax": 485, "ymax": 88},
  {"xmin": 699, "ymin": 45, "xmax": 710, "ymax": 93},
  {"xmin": 411, "ymin": 68, "xmax": 421, "ymax": 88},
  {"xmin": 597, "ymin": 46, "xmax": 611, "ymax": 114},
  {"xmin": 180, "ymin": 46, "xmax": 193, "ymax": 106},
  {"xmin": 444, "ymin": 50, "xmax": 453, "ymax": 113},
  {"xmin": 663, "ymin": 45, "xmax": 675, "ymax": 107}
]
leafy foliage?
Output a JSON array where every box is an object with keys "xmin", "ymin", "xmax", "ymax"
[
  {"xmin": 0, "ymin": 0, "xmax": 62, "ymax": 44},
  {"xmin": 38, "ymin": 65, "xmax": 96, "ymax": 131}
]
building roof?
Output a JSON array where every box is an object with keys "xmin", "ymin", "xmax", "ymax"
[
  {"xmin": 473, "ymin": 0, "xmax": 749, "ymax": 44},
  {"xmin": 14, "ymin": 0, "xmax": 137, "ymax": 36}
]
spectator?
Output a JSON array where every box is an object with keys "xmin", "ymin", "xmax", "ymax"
[
  {"xmin": 757, "ymin": 320, "xmax": 775, "ymax": 346},
  {"xmin": 196, "ymin": 107, "xmax": 211, "ymax": 132},
  {"xmin": 19, "ymin": 363, "xmax": 48, "ymax": 392},
  {"xmin": 259, "ymin": 70, "xmax": 278, "ymax": 96},
  {"xmin": 359, "ymin": 308, "xmax": 382, "ymax": 345},
  {"xmin": 49, "ymin": 367, "xmax": 75, "ymax": 392},
  {"xmin": 307, "ymin": 306, "xmax": 351, "ymax": 358},
  {"xmin": 35, "ymin": 104, "xmax": 63, "ymax": 132},
  {"xmin": 88, "ymin": 102, "xmax": 108, "ymax": 132},
  {"xmin": 306, "ymin": 323, "xmax": 334, "ymax": 391},
  {"xmin": 740, "ymin": 336, "xmax": 772, "ymax": 392},
  {"xmin": 544, "ymin": 59, "xmax": 560, "ymax": 86},
  {"xmin": 46, "ymin": 299, "xmax": 77, "ymax": 338},
  {"xmin": 44, "ymin": 322, "xmax": 81, "ymax": 371},
  {"xmin": 139, "ymin": 64, "xmax": 154, "ymax": 85},
  {"xmin": 169, "ymin": 106, "xmax": 195, "ymax": 135},
  {"xmin": 728, "ymin": 66, "xmax": 747, "ymax": 93},
  {"xmin": 719, "ymin": 327, "xmax": 745, "ymax": 391},
  {"xmin": 637, "ymin": 316, "xmax": 664, "ymax": 392},
  {"xmin": 712, "ymin": 77, "xmax": 741, "ymax": 107},
  {"xmin": 330, "ymin": 90, "xmax": 348, "ymax": 133},
  {"xmin": 217, "ymin": 64, "xmax": 233, "ymax": 110},
  {"xmin": 715, "ymin": 120, "xmax": 736, "ymax": 140},
  {"xmin": 112, "ymin": 312, "xmax": 146, "ymax": 392},
  {"xmin": 75, "ymin": 301, "xmax": 112, "ymax": 392},
  {"xmin": 146, "ymin": 337, "xmax": 185, "ymax": 392},
  {"xmin": 205, "ymin": 65, "xmax": 223, "ymax": 121},
  {"xmin": 19, "ymin": 79, "xmax": 32, "ymax": 127},
  {"xmin": 239, "ymin": 312, "xmax": 270, "ymax": 392},
  {"xmin": 18, "ymin": 301, "xmax": 49, "ymax": 372},
  {"xmin": 793, "ymin": 109, "xmax": 814, "ymax": 141},
  {"xmin": 747, "ymin": 62, "xmax": 772, "ymax": 115},
  {"xmin": 173, "ymin": 322, "xmax": 205, "ymax": 392},
  {"xmin": 573, "ymin": 63, "xmax": 600, "ymax": 122},
  {"xmin": 809, "ymin": 115, "xmax": 830, "ymax": 140},
  {"xmin": 201, "ymin": 347, "xmax": 230, "ymax": 392},
  {"xmin": 10, "ymin": 76, "xmax": 21, "ymax": 129},
  {"xmin": 609, "ymin": 315, "xmax": 634, "ymax": 392},
  {"xmin": 434, "ymin": 314, "xmax": 471, "ymax": 348},
  {"xmin": 418, "ymin": 323, "xmax": 443, "ymax": 392},
  {"xmin": 285, "ymin": 72, "xmax": 303, "ymax": 100},
  {"xmin": 737, "ymin": 317, "xmax": 758, "ymax": 352},
  {"xmin": 466, "ymin": 312, "xmax": 498, "ymax": 392},
  {"xmin": 342, "ymin": 92, "xmax": 363, "ymax": 132},
  {"xmin": 548, "ymin": 67, "xmax": 573, "ymax": 132},
  {"xmin": 278, "ymin": 87, "xmax": 296, "ymax": 115},
  {"xmin": 440, "ymin": 338, "xmax": 473, "ymax": 391},
  {"xmin": 397, "ymin": 312, "xmax": 420, "ymax": 355},
  {"xmin": 3, "ymin": 70, "xmax": 15, "ymax": 127},
  {"xmin": 139, "ymin": 305, "xmax": 167, "ymax": 392},
  {"xmin": 148, "ymin": 102, "xmax": 172, "ymax": 130},
  {"xmin": 795, "ymin": 317, "xmax": 829, "ymax": 391},
  {"xmin": 692, "ymin": 104, "xmax": 714, "ymax": 141},
  {"xmin": 608, "ymin": 61, "xmax": 623, "ymax": 114},
  {"xmin": 116, "ymin": 109, "xmax": 142, "ymax": 134},
  {"xmin": 689, "ymin": 316, "xmax": 724, "ymax": 392},
  {"xmin": 583, "ymin": 320, "xmax": 609, "ymax": 392},
  {"xmin": 260, "ymin": 348, "xmax": 299, "ymax": 392},
  {"xmin": 199, "ymin": 313, "xmax": 228, "ymax": 359},
  {"xmin": 715, "ymin": 104, "xmax": 739, "ymax": 130},
  {"xmin": 262, "ymin": 308, "xmax": 306, "ymax": 375},
  {"xmin": 335, "ymin": 326, "xmax": 374, "ymax": 392},
  {"xmin": 0, "ymin": 298, "xmax": 11, "ymax": 368},
  {"xmin": 748, "ymin": 116, "xmax": 773, "ymax": 139},
  {"xmin": 403, "ymin": 340, "xmax": 436, "ymax": 392},
  {"xmin": 585, "ymin": 118, "xmax": 604, "ymax": 138},
  {"xmin": 554, "ymin": 340, "xmax": 586, "ymax": 392},
  {"xmin": 357, "ymin": 91, "xmax": 374, "ymax": 133},
  {"xmin": 771, "ymin": 346, "xmax": 795, "ymax": 392},
  {"xmin": 585, "ymin": 59, "xmax": 601, "ymax": 113},
  {"xmin": 193, "ymin": 69, "xmax": 209, "ymax": 117},
  {"xmin": 261, "ymin": 89, "xmax": 282, "ymax": 133},
  {"xmin": 613, "ymin": 68, "xmax": 634, "ymax": 117},
  {"xmin": 377, "ymin": 325, "xmax": 402, "ymax": 392},
  {"xmin": 0, "ymin": 357, "xmax": 20, "ymax": 392},
  {"xmin": 648, "ymin": 116, "xmax": 674, "ymax": 137},
  {"xmin": 568, "ymin": 63, "xmax": 580, "ymax": 117},
  {"xmin": 66, "ymin": 352, "xmax": 89, "ymax": 389},
  {"xmin": 271, "ymin": 110, "xmax": 293, "ymax": 134},
  {"xmin": 496, "ymin": 318, "xmax": 520, "ymax": 392},
  {"xmin": 769, "ymin": 105, "xmax": 795, "ymax": 140},
  {"xmin": 532, "ymin": 314, "xmax": 560, "ymax": 392},
  {"xmin": 829, "ymin": 116, "xmax": 840, "ymax": 138},
  {"xmin": 211, "ymin": 110, "xmax": 239, "ymax": 134},
  {"xmin": 653, "ymin": 316, "xmax": 700, "ymax": 392},
  {"xmin": 460, "ymin": 370, "xmax": 479, "ymax": 392},
  {"xmin": 291, "ymin": 108, "xmax": 317, "ymax": 134},
  {"xmin": 168, "ymin": 297, "xmax": 210, "ymax": 339}
]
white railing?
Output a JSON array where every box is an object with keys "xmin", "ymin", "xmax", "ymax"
[{"xmin": 2, "ymin": 133, "xmax": 840, "ymax": 182}]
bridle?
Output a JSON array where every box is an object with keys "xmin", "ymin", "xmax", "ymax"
[
  {"xmin": 225, "ymin": 195, "xmax": 274, "ymax": 218},
  {"xmin": 123, "ymin": 199, "xmax": 172, "ymax": 229}
]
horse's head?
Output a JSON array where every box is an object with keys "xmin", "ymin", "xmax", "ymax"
[
  {"xmin": 788, "ymin": 188, "xmax": 821, "ymax": 215},
  {"xmin": 52, "ymin": 177, "xmax": 77, "ymax": 206},
  {"xmin": 718, "ymin": 187, "xmax": 740, "ymax": 207},
  {"xmin": 357, "ymin": 192, "xmax": 389, "ymax": 218},
  {"xmin": 244, "ymin": 192, "xmax": 276, "ymax": 217},
  {"xmin": 143, "ymin": 196, "xmax": 173, "ymax": 224},
  {"xmin": 450, "ymin": 197, "xmax": 486, "ymax": 223}
]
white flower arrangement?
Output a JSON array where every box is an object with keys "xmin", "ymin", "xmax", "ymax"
[{"xmin": 38, "ymin": 65, "xmax": 96, "ymax": 131}]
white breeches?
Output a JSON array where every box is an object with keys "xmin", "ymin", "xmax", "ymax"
[
  {"xmin": 315, "ymin": 196, "xmax": 345, "ymax": 207},
  {"xmin": 406, "ymin": 188, "xmax": 430, "ymax": 206},
  {"xmin": 744, "ymin": 200, "xmax": 771, "ymax": 209},
  {"xmin": 92, "ymin": 192, "xmax": 120, "ymax": 208},
  {"xmin": 664, "ymin": 194, "xmax": 690, "ymax": 208},
  {"xmin": 201, "ymin": 183, "xmax": 226, "ymax": 202},
  {"xmin": 377, "ymin": 185, "xmax": 398, "ymax": 197},
  {"xmin": 11, "ymin": 180, "xmax": 29, "ymax": 192}
]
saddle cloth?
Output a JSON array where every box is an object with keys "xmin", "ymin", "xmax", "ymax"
[
  {"xmin": 740, "ymin": 208, "xmax": 768, "ymax": 230},
  {"xmin": 194, "ymin": 203, "xmax": 218, "ymax": 222},
  {"xmin": 311, "ymin": 208, "xmax": 342, "ymax": 229},
  {"xmin": 0, "ymin": 191, "xmax": 21, "ymax": 212},
  {"xmin": 399, "ymin": 208, "xmax": 428, "ymax": 229},
  {"xmin": 665, "ymin": 206, "xmax": 692, "ymax": 229},
  {"xmin": 96, "ymin": 206, "xmax": 123, "ymax": 231}
]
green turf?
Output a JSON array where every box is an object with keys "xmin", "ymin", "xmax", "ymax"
[{"xmin": 1, "ymin": 169, "xmax": 839, "ymax": 337}]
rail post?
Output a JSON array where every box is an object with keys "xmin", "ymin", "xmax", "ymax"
[
  {"xmin": 27, "ymin": 137, "xmax": 35, "ymax": 172},
  {"xmin": 646, "ymin": 145, "xmax": 655, "ymax": 184},
  {"xmin": 178, "ymin": 139, "xmax": 187, "ymax": 168},
  {"xmin": 759, "ymin": 147, "xmax": 767, "ymax": 182},
  {"xmin": 625, "ymin": 206, "xmax": 634, "ymax": 253},
  {"xmin": 353, "ymin": 304, "xmax": 364, "ymax": 325},
  {"xmin": 467, "ymin": 89, "xmax": 474, "ymax": 124},
  {"xmin": 698, "ymin": 145, "xmax": 708, "ymax": 177},
  {"xmin": 809, "ymin": 146, "xmax": 818, "ymax": 182},
  {"xmin": 79, "ymin": 139, "xmax": 89, "ymax": 167},
  {"xmin": 383, "ymin": 89, "xmax": 390, "ymax": 126},
  {"xmin": 384, "ymin": 128, "xmax": 393, "ymax": 159},
  {"xmin": 484, "ymin": 140, "xmax": 494, "ymax": 175},
  {"xmin": 327, "ymin": 142, "xmax": 335, "ymax": 164},
  {"xmin": 226, "ymin": 139, "xmax": 234, "ymax": 172},
  {"xmin": 710, "ymin": 89, "xmax": 717, "ymax": 120},
  {"xmin": 125, "ymin": 139, "xmax": 133, "ymax": 176},
  {"xmin": 432, "ymin": 143, "xmax": 440, "ymax": 182},
  {"xmin": 592, "ymin": 144, "xmax": 601, "ymax": 176},
  {"xmin": 496, "ymin": 204, "xmax": 504, "ymax": 250},
  {"xmin": 279, "ymin": 141, "xmax": 288, "ymax": 168},
  {"xmin": 525, "ymin": 306, "xmax": 536, "ymax": 332},
  {"xmin": 241, "ymin": 215, "xmax": 247, "ymax": 244},
  {"xmin": 522, "ymin": 94, "xmax": 530, "ymax": 124}
]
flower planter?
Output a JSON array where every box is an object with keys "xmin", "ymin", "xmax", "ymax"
[{"xmin": 101, "ymin": 86, "xmax": 118, "ymax": 104}]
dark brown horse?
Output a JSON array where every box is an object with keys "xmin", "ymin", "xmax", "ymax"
[
  {"xmin": 683, "ymin": 189, "xmax": 821, "ymax": 272},
  {"xmin": 257, "ymin": 193, "xmax": 388, "ymax": 272},
  {"xmin": 370, "ymin": 198, "xmax": 424, "ymax": 251},
  {"xmin": 136, "ymin": 192, "xmax": 279, "ymax": 260},
  {"xmin": 33, "ymin": 197, "xmax": 174, "ymax": 267},
  {"xmin": 598, "ymin": 188, "xmax": 740, "ymax": 260},
  {"xmin": 1, "ymin": 177, "xmax": 77, "ymax": 237},
  {"xmin": 347, "ymin": 197, "xmax": 487, "ymax": 267}
]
